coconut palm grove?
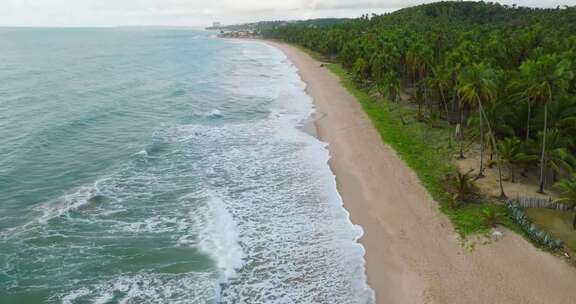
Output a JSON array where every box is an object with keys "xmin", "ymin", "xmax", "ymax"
[{"xmin": 257, "ymin": 1, "xmax": 576, "ymax": 251}]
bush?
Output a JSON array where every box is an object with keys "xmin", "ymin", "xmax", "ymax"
[
  {"xmin": 444, "ymin": 169, "xmax": 478, "ymax": 207},
  {"xmin": 482, "ymin": 207, "xmax": 500, "ymax": 228}
]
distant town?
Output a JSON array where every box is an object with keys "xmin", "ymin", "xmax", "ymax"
[
  {"xmin": 206, "ymin": 21, "xmax": 261, "ymax": 39},
  {"xmin": 206, "ymin": 19, "xmax": 351, "ymax": 39}
]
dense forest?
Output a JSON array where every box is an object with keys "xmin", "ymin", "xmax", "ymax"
[{"xmin": 263, "ymin": 1, "xmax": 576, "ymax": 202}]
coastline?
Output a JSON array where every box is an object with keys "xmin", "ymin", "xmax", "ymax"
[{"xmin": 266, "ymin": 41, "xmax": 576, "ymax": 304}]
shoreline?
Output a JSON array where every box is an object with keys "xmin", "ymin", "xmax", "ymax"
[{"xmin": 266, "ymin": 41, "xmax": 576, "ymax": 303}]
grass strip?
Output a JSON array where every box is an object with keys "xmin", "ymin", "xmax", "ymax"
[{"xmin": 327, "ymin": 63, "xmax": 516, "ymax": 237}]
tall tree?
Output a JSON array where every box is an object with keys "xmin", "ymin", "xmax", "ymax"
[
  {"xmin": 520, "ymin": 55, "xmax": 573, "ymax": 193},
  {"xmin": 458, "ymin": 63, "xmax": 498, "ymax": 178}
]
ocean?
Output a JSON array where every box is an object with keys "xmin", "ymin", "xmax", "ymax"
[{"xmin": 0, "ymin": 28, "xmax": 374, "ymax": 303}]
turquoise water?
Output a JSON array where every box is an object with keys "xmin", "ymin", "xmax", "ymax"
[{"xmin": 0, "ymin": 28, "xmax": 374, "ymax": 303}]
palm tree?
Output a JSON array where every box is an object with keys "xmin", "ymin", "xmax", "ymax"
[
  {"xmin": 352, "ymin": 57, "xmax": 369, "ymax": 85},
  {"xmin": 457, "ymin": 63, "xmax": 508, "ymax": 198},
  {"xmin": 536, "ymin": 129, "xmax": 575, "ymax": 183},
  {"xmin": 446, "ymin": 169, "xmax": 478, "ymax": 207},
  {"xmin": 554, "ymin": 175, "xmax": 576, "ymax": 230},
  {"xmin": 382, "ymin": 71, "xmax": 401, "ymax": 103},
  {"xmin": 429, "ymin": 65, "xmax": 453, "ymax": 121},
  {"xmin": 498, "ymin": 137, "xmax": 537, "ymax": 182},
  {"xmin": 519, "ymin": 55, "xmax": 574, "ymax": 193},
  {"xmin": 525, "ymin": 97, "xmax": 533, "ymax": 142},
  {"xmin": 458, "ymin": 63, "xmax": 498, "ymax": 179},
  {"xmin": 447, "ymin": 41, "xmax": 481, "ymax": 159},
  {"xmin": 482, "ymin": 100, "xmax": 516, "ymax": 158},
  {"xmin": 546, "ymin": 96, "xmax": 576, "ymax": 134}
]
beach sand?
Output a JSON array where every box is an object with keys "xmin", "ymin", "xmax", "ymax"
[{"xmin": 267, "ymin": 41, "xmax": 576, "ymax": 304}]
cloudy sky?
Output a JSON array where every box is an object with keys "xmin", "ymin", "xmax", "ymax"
[{"xmin": 1, "ymin": 0, "xmax": 574, "ymax": 27}]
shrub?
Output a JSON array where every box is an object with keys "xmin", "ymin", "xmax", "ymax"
[
  {"xmin": 445, "ymin": 169, "xmax": 478, "ymax": 207},
  {"xmin": 482, "ymin": 207, "xmax": 500, "ymax": 228}
]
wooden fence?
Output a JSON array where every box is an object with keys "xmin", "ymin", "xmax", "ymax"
[{"xmin": 511, "ymin": 196, "xmax": 571, "ymax": 211}]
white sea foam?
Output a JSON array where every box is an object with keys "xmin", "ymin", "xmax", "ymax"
[
  {"xmin": 134, "ymin": 149, "xmax": 149, "ymax": 157},
  {"xmin": 124, "ymin": 215, "xmax": 189, "ymax": 234},
  {"xmin": 57, "ymin": 272, "xmax": 217, "ymax": 304},
  {"xmin": 61, "ymin": 287, "xmax": 90, "ymax": 304},
  {"xmin": 214, "ymin": 42, "xmax": 374, "ymax": 303},
  {"xmin": 38, "ymin": 178, "xmax": 124, "ymax": 221},
  {"xmin": 35, "ymin": 186, "xmax": 100, "ymax": 224},
  {"xmin": 0, "ymin": 178, "xmax": 117, "ymax": 239},
  {"xmin": 206, "ymin": 109, "xmax": 222, "ymax": 118},
  {"xmin": 181, "ymin": 191, "xmax": 245, "ymax": 282}
]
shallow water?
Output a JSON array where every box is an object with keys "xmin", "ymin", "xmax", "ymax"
[{"xmin": 0, "ymin": 28, "xmax": 374, "ymax": 303}]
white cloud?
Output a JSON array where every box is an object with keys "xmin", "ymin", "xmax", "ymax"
[{"xmin": 0, "ymin": 0, "xmax": 574, "ymax": 27}]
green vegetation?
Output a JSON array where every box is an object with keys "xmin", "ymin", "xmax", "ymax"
[
  {"xmin": 328, "ymin": 64, "xmax": 511, "ymax": 236},
  {"xmin": 450, "ymin": 204, "xmax": 515, "ymax": 236},
  {"xmin": 508, "ymin": 203, "xmax": 565, "ymax": 251},
  {"xmin": 554, "ymin": 174, "xmax": 576, "ymax": 229},
  {"xmin": 262, "ymin": 1, "xmax": 576, "ymax": 239},
  {"xmin": 445, "ymin": 169, "xmax": 478, "ymax": 207}
]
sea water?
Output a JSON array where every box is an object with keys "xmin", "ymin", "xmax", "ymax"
[{"xmin": 0, "ymin": 28, "xmax": 374, "ymax": 303}]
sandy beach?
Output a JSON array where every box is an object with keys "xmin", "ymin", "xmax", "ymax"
[{"xmin": 267, "ymin": 41, "xmax": 576, "ymax": 304}]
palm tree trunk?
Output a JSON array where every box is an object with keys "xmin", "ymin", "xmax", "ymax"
[
  {"xmin": 438, "ymin": 84, "xmax": 451, "ymax": 148},
  {"xmin": 538, "ymin": 104, "xmax": 548, "ymax": 194},
  {"xmin": 458, "ymin": 105, "xmax": 465, "ymax": 159},
  {"xmin": 525, "ymin": 98, "xmax": 531, "ymax": 142},
  {"xmin": 477, "ymin": 101, "xmax": 485, "ymax": 178},
  {"xmin": 553, "ymin": 170, "xmax": 558, "ymax": 183},
  {"xmin": 424, "ymin": 83, "xmax": 432, "ymax": 117},
  {"xmin": 479, "ymin": 102, "xmax": 506, "ymax": 198},
  {"xmin": 496, "ymin": 143, "xmax": 506, "ymax": 198},
  {"xmin": 439, "ymin": 86, "xmax": 450, "ymax": 121},
  {"xmin": 511, "ymin": 167, "xmax": 515, "ymax": 183}
]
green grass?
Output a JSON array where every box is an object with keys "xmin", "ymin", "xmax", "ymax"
[
  {"xmin": 526, "ymin": 208, "xmax": 576, "ymax": 252},
  {"xmin": 326, "ymin": 63, "xmax": 515, "ymax": 237}
]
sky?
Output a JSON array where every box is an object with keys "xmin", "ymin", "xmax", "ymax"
[{"xmin": 0, "ymin": 0, "xmax": 574, "ymax": 27}]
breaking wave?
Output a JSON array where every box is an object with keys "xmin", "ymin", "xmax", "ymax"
[{"xmin": 0, "ymin": 32, "xmax": 373, "ymax": 304}]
